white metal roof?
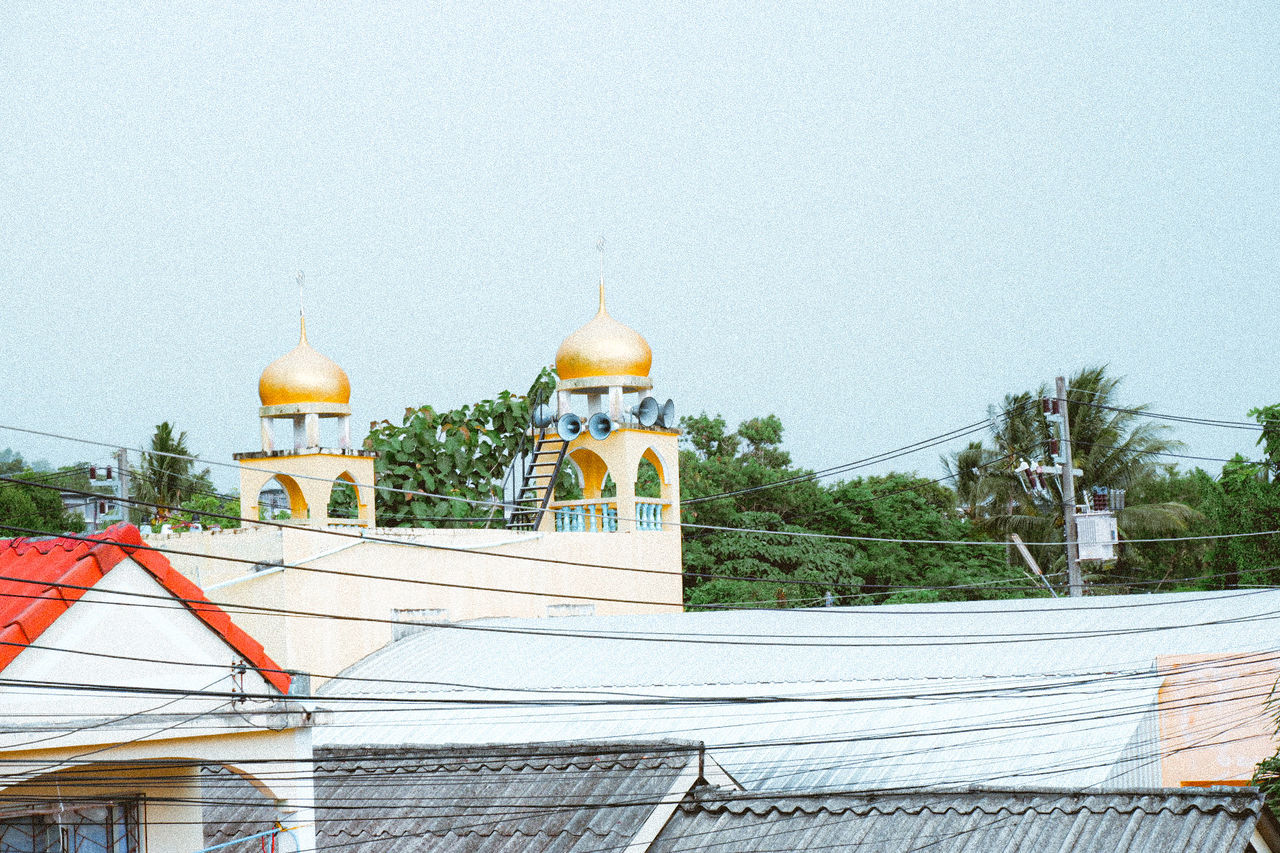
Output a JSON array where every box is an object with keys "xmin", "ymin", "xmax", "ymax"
[{"xmin": 315, "ymin": 589, "xmax": 1280, "ymax": 790}]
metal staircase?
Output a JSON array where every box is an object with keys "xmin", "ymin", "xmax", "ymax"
[{"xmin": 504, "ymin": 429, "xmax": 570, "ymax": 531}]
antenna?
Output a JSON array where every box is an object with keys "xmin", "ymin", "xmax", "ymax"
[{"xmin": 297, "ymin": 270, "xmax": 307, "ymax": 341}]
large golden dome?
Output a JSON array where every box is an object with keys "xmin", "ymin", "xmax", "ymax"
[
  {"xmin": 258, "ymin": 319, "xmax": 351, "ymax": 407},
  {"xmin": 555, "ymin": 284, "xmax": 652, "ymax": 381}
]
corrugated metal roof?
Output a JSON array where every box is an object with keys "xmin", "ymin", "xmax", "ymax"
[
  {"xmin": 203, "ymin": 742, "xmax": 699, "ymax": 853},
  {"xmin": 648, "ymin": 785, "xmax": 1272, "ymax": 852},
  {"xmin": 316, "ymin": 590, "xmax": 1280, "ymax": 790}
]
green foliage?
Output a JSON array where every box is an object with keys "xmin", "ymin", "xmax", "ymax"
[
  {"xmin": 680, "ymin": 413, "xmax": 1023, "ymax": 609},
  {"xmin": 1248, "ymin": 403, "xmax": 1280, "ymax": 482},
  {"xmin": 1115, "ymin": 466, "xmax": 1219, "ymax": 590},
  {"xmin": 366, "ymin": 367, "xmax": 557, "ymax": 527},
  {"xmin": 1202, "ymin": 453, "xmax": 1280, "ymax": 588},
  {"xmin": 167, "ymin": 493, "xmax": 242, "ymax": 529},
  {"xmin": 0, "ymin": 478, "xmax": 85, "ymax": 536},
  {"xmin": 134, "ymin": 422, "xmax": 214, "ymax": 519},
  {"xmin": 636, "ymin": 458, "xmax": 661, "ymax": 498},
  {"xmin": 328, "ymin": 480, "xmax": 357, "ymax": 519},
  {"xmin": 0, "ymin": 450, "xmax": 94, "ymax": 536},
  {"xmin": 1252, "ymin": 751, "xmax": 1280, "ymax": 818}
]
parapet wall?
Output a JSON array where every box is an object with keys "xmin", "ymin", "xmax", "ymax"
[{"xmin": 148, "ymin": 523, "xmax": 683, "ymax": 684}]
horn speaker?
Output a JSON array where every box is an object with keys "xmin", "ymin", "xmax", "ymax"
[
  {"xmin": 658, "ymin": 399, "xmax": 676, "ymax": 429},
  {"xmin": 531, "ymin": 404, "xmax": 554, "ymax": 429},
  {"xmin": 555, "ymin": 413, "xmax": 583, "ymax": 441},
  {"xmin": 631, "ymin": 396, "xmax": 659, "ymax": 427},
  {"xmin": 587, "ymin": 412, "xmax": 614, "ymax": 440}
]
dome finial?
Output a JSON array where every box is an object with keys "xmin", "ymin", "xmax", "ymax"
[
  {"xmin": 554, "ymin": 241, "xmax": 652, "ymax": 385},
  {"xmin": 596, "ymin": 237, "xmax": 606, "ymax": 313},
  {"xmin": 297, "ymin": 270, "xmax": 308, "ymax": 342},
  {"xmin": 258, "ymin": 272, "xmax": 351, "ymax": 407}
]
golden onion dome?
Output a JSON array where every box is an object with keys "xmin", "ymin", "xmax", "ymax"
[
  {"xmin": 258, "ymin": 319, "xmax": 351, "ymax": 407},
  {"xmin": 555, "ymin": 283, "xmax": 652, "ymax": 381}
]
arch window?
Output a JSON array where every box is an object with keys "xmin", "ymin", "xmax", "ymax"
[
  {"xmin": 258, "ymin": 476, "xmax": 307, "ymax": 521},
  {"xmin": 327, "ymin": 473, "xmax": 358, "ymax": 519}
]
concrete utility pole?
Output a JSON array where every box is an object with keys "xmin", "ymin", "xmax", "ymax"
[
  {"xmin": 116, "ymin": 447, "xmax": 130, "ymax": 525},
  {"xmin": 1056, "ymin": 376, "xmax": 1083, "ymax": 597}
]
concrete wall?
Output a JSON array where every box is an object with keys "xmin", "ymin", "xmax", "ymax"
[
  {"xmin": 149, "ymin": 524, "xmax": 683, "ymax": 684},
  {"xmin": 1157, "ymin": 652, "xmax": 1280, "ymax": 786}
]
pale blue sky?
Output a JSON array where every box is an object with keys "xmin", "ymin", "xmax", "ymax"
[{"xmin": 1, "ymin": 2, "xmax": 1277, "ymax": 488}]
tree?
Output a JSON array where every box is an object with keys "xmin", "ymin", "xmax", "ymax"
[
  {"xmin": 680, "ymin": 413, "xmax": 1023, "ymax": 609},
  {"xmin": 168, "ymin": 493, "xmax": 242, "ymax": 530},
  {"xmin": 133, "ymin": 422, "xmax": 214, "ymax": 519},
  {"xmin": 0, "ymin": 450, "xmax": 86, "ymax": 536},
  {"xmin": 1117, "ymin": 465, "xmax": 1219, "ymax": 590},
  {"xmin": 365, "ymin": 368, "xmax": 556, "ymax": 527},
  {"xmin": 971, "ymin": 367, "xmax": 1198, "ymax": 585}
]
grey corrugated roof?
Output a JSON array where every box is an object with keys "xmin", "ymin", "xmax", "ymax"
[
  {"xmin": 316, "ymin": 589, "xmax": 1280, "ymax": 790},
  {"xmin": 202, "ymin": 766, "xmax": 279, "ymax": 853},
  {"xmin": 203, "ymin": 741, "xmax": 700, "ymax": 853},
  {"xmin": 648, "ymin": 785, "xmax": 1275, "ymax": 852}
]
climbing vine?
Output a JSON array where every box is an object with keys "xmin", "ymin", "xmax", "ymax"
[{"xmin": 364, "ymin": 367, "xmax": 557, "ymax": 527}]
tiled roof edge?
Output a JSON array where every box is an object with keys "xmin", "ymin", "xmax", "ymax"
[
  {"xmin": 0, "ymin": 525, "xmax": 291, "ymax": 694},
  {"xmin": 683, "ymin": 785, "xmax": 1267, "ymax": 819}
]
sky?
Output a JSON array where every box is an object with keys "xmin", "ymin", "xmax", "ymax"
[{"xmin": 1, "ymin": 2, "xmax": 1277, "ymax": 491}]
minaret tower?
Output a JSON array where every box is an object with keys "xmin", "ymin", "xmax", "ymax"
[
  {"xmin": 546, "ymin": 261, "xmax": 680, "ymax": 534},
  {"xmin": 235, "ymin": 285, "xmax": 377, "ymax": 526}
]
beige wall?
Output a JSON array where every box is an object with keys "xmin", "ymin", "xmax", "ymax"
[
  {"xmin": 150, "ymin": 524, "xmax": 683, "ymax": 684},
  {"xmin": 0, "ymin": 727, "xmax": 316, "ymax": 852},
  {"xmin": 1, "ymin": 764, "xmax": 205, "ymax": 851},
  {"xmin": 1157, "ymin": 652, "xmax": 1280, "ymax": 786}
]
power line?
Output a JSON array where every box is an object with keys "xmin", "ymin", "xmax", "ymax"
[
  {"xmin": 1071, "ymin": 398, "xmax": 1268, "ymax": 431},
  {"xmin": 683, "ymin": 418, "xmax": 1002, "ymax": 506},
  {"xmin": 1, "ymin": 532, "xmax": 1276, "ymax": 649}
]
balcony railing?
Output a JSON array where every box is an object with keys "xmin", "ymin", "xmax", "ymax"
[
  {"xmin": 554, "ymin": 500, "xmax": 617, "ymax": 532},
  {"xmin": 635, "ymin": 498, "xmax": 665, "ymax": 531},
  {"xmin": 551, "ymin": 497, "xmax": 668, "ymax": 532}
]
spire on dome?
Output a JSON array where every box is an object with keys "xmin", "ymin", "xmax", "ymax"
[
  {"xmin": 258, "ymin": 274, "xmax": 351, "ymax": 408},
  {"xmin": 554, "ymin": 245, "xmax": 652, "ymax": 388}
]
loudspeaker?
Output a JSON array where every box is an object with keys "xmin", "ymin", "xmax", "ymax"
[
  {"xmin": 630, "ymin": 396, "xmax": 659, "ymax": 427},
  {"xmin": 556, "ymin": 413, "xmax": 583, "ymax": 441},
  {"xmin": 587, "ymin": 412, "xmax": 613, "ymax": 440},
  {"xmin": 658, "ymin": 399, "xmax": 676, "ymax": 429},
  {"xmin": 531, "ymin": 404, "xmax": 554, "ymax": 429}
]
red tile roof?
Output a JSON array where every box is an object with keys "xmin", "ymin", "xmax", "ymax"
[{"xmin": 0, "ymin": 523, "xmax": 291, "ymax": 693}]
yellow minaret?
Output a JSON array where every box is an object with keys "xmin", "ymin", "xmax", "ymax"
[
  {"xmin": 236, "ymin": 279, "xmax": 377, "ymax": 527},
  {"xmin": 546, "ymin": 254, "xmax": 679, "ymax": 535}
]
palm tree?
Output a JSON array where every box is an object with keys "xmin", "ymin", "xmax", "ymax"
[
  {"xmin": 955, "ymin": 367, "xmax": 1199, "ymax": 583},
  {"xmin": 135, "ymin": 422, "xmax": 212, "ymax": 518}
]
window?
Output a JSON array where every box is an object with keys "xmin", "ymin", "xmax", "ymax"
[{"xmin": 0, "ymin": 802, "xmax": 138, "ymax": 853}]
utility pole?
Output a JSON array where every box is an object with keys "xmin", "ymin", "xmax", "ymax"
[
  {"xmin": 116, "ymin": 448, "xmax": 130, "ymax": 525},
  {"xmin": 1056, "ymin": 376, "xmax": 1083, "ymax": 597}
]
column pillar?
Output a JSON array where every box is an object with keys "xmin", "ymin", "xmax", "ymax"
[
  {"xmin": 304, "ymin": 413, "xmax": 320, "ymax": 449},
  {"xmin": 608, "ymin": 386, "xmax": 623, "ymax": 423}
]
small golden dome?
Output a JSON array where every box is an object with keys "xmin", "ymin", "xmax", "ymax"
[
  {"xmin": 555, "ymin": 283, "xmax": 652, "ymax": 381},
  {"xmin": 258, "ymin": 319, "xmax": 351, "ymax": 407}
]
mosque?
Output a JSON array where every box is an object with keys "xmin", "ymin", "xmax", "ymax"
[{"xmin": 149, "ymin": 283, "xmax": 685, "ymax": 684}]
